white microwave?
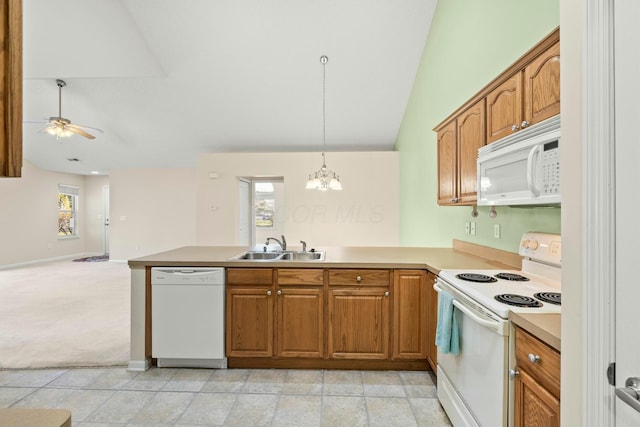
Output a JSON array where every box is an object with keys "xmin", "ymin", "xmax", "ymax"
[{"xmin": 477, "ymin": 115, "xmax": 560, "ymax": 206}]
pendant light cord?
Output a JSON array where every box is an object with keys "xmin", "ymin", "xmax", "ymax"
[{"xmin": 321, "ymin": 55, "xmax": 328, "ymax": 167}]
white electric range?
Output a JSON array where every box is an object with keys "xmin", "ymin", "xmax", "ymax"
[{"xmin": 434, "ymin": 232, "xmax": 561, "ymax": 427}]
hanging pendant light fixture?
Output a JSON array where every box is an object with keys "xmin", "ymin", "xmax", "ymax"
[{"xmin": 306, "ymin": 55, "xmax": 342, "ymax": 191}]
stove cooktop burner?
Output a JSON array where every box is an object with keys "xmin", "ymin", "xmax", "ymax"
[
  {"xmin": 456, "ymin": 273, "xmax": 498, "ymax": 283},
  {"xmin": 534, "ymin": 292, "xmax": 561, "ymax": 305},
  {"xmin": 494, "ymin": 272, "xmax": 530, "ymax": 281},
  {"xmin": 494, "ymin": 294, "xmax": 543, "ymax": 307}
]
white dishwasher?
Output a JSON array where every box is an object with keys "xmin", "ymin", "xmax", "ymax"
[{"xmin": 151, "ymin": 267, "xmax": 226, "ymax": 368}]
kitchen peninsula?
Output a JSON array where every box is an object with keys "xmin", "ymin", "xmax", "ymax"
[{"xmin": 127, "ymin": 243, "xmax": 523, "ymax": 371}]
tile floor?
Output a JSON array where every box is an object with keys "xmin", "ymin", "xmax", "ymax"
[{"xmin": 0, "ymin": 367, "xmax": 451, "ymax": 426}]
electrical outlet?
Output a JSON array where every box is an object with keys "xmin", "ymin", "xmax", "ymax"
[
  {"xmin": 470, "ymin": 222, "xmax": 476, "ymax": 236},
  {"xmin": 494, "ymin": 224, "xmax": 501, "ymax": 239},
  {"xmin": 465, "ymin": 222, "xmax": 470, "ymax": 234}
]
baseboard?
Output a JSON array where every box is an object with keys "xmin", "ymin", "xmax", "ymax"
[
  {"xmin": 157, "ymin": 358, "xmax": 227, "ymax": 369},
  {"xmin": 127, "ymin": 358, "xmax": 151, "ymax": 372},
  {"xmin": 0, "ymin": 253, "xmax": 87, "ymax": 270}
]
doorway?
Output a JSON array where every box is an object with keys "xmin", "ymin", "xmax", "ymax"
[
  {"xmin": 103, "ymin": 185, "xmax": 110, "ymax": 255},
  {"xmin": 238, "ymin": 178, "xmax": 285, "ymax": 247}
]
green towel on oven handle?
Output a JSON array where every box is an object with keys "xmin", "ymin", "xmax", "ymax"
[{"xmin": 435, "ymin": 289, "xmax": 460, "ymax": 355}]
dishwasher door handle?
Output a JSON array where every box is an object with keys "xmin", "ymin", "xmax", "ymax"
[{"xmin": 616, "ymin": 377, "xmax": 640, "ymax": 414}]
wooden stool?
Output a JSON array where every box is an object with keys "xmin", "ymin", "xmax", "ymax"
[{"xmin": 0, "ymin": 408, "xmax": 71, "ymax": 427}]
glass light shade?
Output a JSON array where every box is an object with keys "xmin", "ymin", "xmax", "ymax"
[{"xmin": 329, "ymin": 177, "xmax": 342, "ymax": 191}]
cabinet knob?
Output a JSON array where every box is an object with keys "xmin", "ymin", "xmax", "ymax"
[
  {"xmin": 509, "ymin": 369, "xmax": 520, "ymax": 379},
  {"xmin": 266, "ymin": 290, "xmax": 272, "ymax": 296},
  {"xmin": 356, "ymin": 276, "xmax": 362, "ymax": 282},
  {"xmin": 451, "ymin": 198, "xmax": 459, "ymax": 203},
  {"xmin": 511, "ymin": 124, "xmax": 520, "ymax": 131},
  {"xmin": 384, "ymin": 291, "xmax": 389, "ymax": 297},
  {"xmin": 521, "ymin": 120, "xmax": 530, "ymax": 128},
  {"xmin": 528, "ymin": 353, "xmax": 541, "ymax": 364},
  {"xmin": 277, "ymin": 289, "xmax": 282, "ymax": 295}
]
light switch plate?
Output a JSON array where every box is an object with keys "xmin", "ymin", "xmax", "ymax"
[
  {"xmin": 470, "ymin": 222, "xmax": 476, "ymax": 236},
  {"xmin": 494, "ymin": 224, "xmax": 501, "ymax": 239}
]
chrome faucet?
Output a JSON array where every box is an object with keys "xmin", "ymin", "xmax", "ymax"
[
  {"xmin": 265, "ymin": 235, "xmax": 286, "ymax": 251},
  {"xmin": 300, "ymin": 240, "xmax": 307, "ymax": 252}
]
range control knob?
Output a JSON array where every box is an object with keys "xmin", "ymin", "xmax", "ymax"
[
  {"xmin": 521, "ymin": 239, "xmax": 529, "ymax": 248},
  {"xmin": 528, "ymin": 240, "xmax": 539, "ymax": 250}
]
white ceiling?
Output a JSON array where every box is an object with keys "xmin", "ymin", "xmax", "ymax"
[{"xmin": 22, "ymin": 0, "xmax": 437, "ymax": 175}]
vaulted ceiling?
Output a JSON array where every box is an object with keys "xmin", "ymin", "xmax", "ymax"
[{"xmin": 22, "ymin": 0, "xmax": 437, "ymax": 175}]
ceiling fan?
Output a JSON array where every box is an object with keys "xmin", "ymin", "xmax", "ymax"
[{"xmin": 29, "ymin": 79, "xmax": 103, "ymax": 142}]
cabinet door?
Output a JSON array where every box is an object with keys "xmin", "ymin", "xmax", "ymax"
[
  {"xmin": 486, "ymin": 73, "xmax": 522, "ymax": 143},
  {"xmin": 328, "ymin": 287, "xmax": 389, "ymax": 359},
  {"xmin": 514, "ymin": 369, "xmax": 560, "ymax": 427},
  {"xmin": 437, "ymin": 120, "xmax": 457, "ymax": 205},
  {"xmin": 524, "ymin": 41, "xmax": 560, "ymax": 126},
  {"xmin": 276, "ymin": 287, "xmax": 324, "ymax": 358},
  {"xmin": 425, "ymin": 271, "xmax": 438, "ymax": 372},
  {"xmin": 457, "ymin": 100, "xmax": 486, "ymax": 204},
  {"xmin": 226, "ymin": 287, "xmax": 274, "ymax": 357},
  {"xmin": 392, "ymin": 270, "xmax": 427, "ymax": 360}
]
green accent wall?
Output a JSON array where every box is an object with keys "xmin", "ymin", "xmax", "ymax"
[{"xmin": 396, "ymin": 0, "xmax": 560, "ymax": 251}]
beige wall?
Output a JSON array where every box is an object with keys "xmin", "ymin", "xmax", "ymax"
[
  {"xmin": 196, "ymin": 152, "xmax": 399, "ymax": 249},
  {"xmin": 0, "ymin": 161, "xmax": 106, "ymax": 267},
  {"xmin": 108, "ymin": 168, "xmax": 197, "ymax": 261}
]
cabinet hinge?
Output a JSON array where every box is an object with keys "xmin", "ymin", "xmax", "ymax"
[{"xmin": 607, "ymin": 362, "xmax": 616, "ymax": 386}]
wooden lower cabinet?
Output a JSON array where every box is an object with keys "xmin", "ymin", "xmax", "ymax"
[
  {"xmin": 513, "ymin": 326, "xmax": 561, "ymax": 427},
  {"xmin": 392, "ymin": 270, "xmax": 427, "ymax": 360},
  {"xmin": 327, "ymin": 287, "xmax": 389, "ymax": 359},
  {"xmin": 226, "ymin": 286, "xmax": 274, "ymax": 357},
  {"xmin": 425, "ymin": 271, "xmax": 438, "ymax": 371},
  {"xmin": 276, "ymin": 269, "xmax": 324, "ymax": 358},
  {"xmin": 226, "ymin": 267, "xmax": 431, "ymax": 368},
  {"xmin": 514, "ymin": 369, "xmax": 560, "ymax": 427}
]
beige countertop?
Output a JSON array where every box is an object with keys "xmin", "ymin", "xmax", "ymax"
[
  {"xmin": 127, "ymin": 245, "xmax": 517, "ymax": 274},
  {"xmin": 509, "ymin": 312, "xmax": 561, "ymax": 351}
]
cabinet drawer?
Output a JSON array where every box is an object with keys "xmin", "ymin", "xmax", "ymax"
[
  {"xmin": 329, "ymin": 269, "xmax": 390, "ymax": 286},
  {"xmin": 278, "ymin": 269, "xmax": 324, "ymax": 285},
  {"xmin": 515, "ymin": 327, "xmax": 560, "ymax": 399},
  {"xmin": 227, "ymin": 268, "xmax": 273, "ymax": 285}
]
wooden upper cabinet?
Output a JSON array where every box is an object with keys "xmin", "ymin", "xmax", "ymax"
[
  {"xmin": 437, "ymin": 120, "xmax": 457, "ymax": 205},
  {"xmin": 434, "ymin": 27, "xmax": 560, "ymax": 206},
  {"xmin": 457, "ymin": 100, "xmax": 485, "ymax": 203},
  {"xmin": 487, "ymin": 40, "xmax": 560, "ymax": 144},
  {"xmin": 486, "ymin": 74, "xmax": 522, "ymax": 144},
  {"xmin": 524, "ymin": 41, "xmax": 560, "ymax": 126},
  {"xmin": 437, "ymin": 99, "xmax": 485, "ymax": 206},
  {"xmin": 0, "ymin": 0, "xmax": 23, "ymax": 178}
]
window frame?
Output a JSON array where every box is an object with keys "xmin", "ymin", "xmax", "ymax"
[{"xmin": 58, "ymin": 184, "xmax": 79, "ymax": 238}]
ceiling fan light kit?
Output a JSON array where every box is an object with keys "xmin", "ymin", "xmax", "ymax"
[
  {"xmin": 31, "ymin": 79, "xmax": 104, "ymax": 142},
  {"xmin": 306, "ymin": 55, "xmax": 342, "ymax": 191}
]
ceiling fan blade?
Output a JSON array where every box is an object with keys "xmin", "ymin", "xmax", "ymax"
[
  {"xmin": 66, "ymin": 126, "xmax": 96, "ymax": 139},
  {"xmin": 68, "ymin": 123, "xmax": 104, "ymax": 134}
]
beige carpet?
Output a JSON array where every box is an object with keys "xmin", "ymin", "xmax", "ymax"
[{"xmin": 0, "ymin": 259, "xmax": 130, "ymax": 369}]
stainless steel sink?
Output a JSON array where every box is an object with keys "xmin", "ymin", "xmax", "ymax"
[
  {"xmin": 280, "ymin": 251, "xmax": 325, "ymax": 261},
  {"xmin": 229, "ymin": 250, "xmax": 325, "ymax": 261},
  {"xmin": 230, "ymin": 251, "xmax": 283, "ymax": 260}
]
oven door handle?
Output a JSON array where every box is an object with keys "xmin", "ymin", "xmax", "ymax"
[
  {"xmin": 452, "ymin": 299, "xmax": 503, "ymax": 334},
  {"xmin": 434, "ymin": 282, "xmax": 503, "ymax": 334}
]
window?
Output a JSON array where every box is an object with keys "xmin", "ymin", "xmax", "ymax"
[{"xmin": 58, "ymin": 184, "xmax": 78, "ymax": 237}]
